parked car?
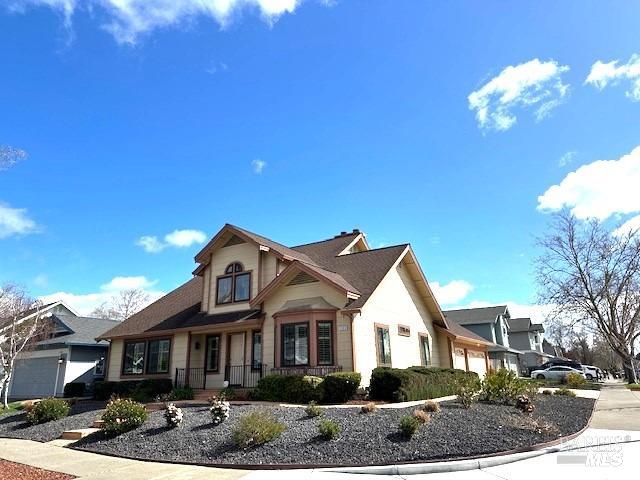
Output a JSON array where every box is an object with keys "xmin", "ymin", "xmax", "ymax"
[
  {"xmin": 537, "ymin": 359, "xmax": 583, "ymax": 371},
  {"xmin": 530, "ymin": 365, "xmax": 586, "ymax": 381}
]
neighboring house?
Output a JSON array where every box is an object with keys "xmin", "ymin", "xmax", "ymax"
[
  {"xmin": 98, "ymin": 224, "xmax": 492, "ymax": 390},
  {"xmin": 0, "ymin": 300, "xmax": 78, "ymax": 343},
  {"xmin": 507, "ymin": 317, "xmax": 554, "ymax": 373},
  {"xmin": 444, "ymin": 305, "xmax": 522, "ymax": 374},
  {"xmin": 7, "ymin": 312, "xmax": 119, "ymax": 399}
]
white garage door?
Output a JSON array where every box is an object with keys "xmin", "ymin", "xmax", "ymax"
[
  {"xmin": 453, "ymin": 347, "xmax": 466, "ymax": 370},
  {"xmin": 9, "ymin": 357, "xmax": 63, "ymax": 399},
  {"xmin": 467, "ymin": 350, "xmax": 487, "ymax": 377}
]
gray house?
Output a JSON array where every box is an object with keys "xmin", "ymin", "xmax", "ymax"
[
  {"xmin": 444, "ymin": 305, "xmax": 521, "ymax": 374},
  {"xmin": 507, "ymin": 317, "xmax": 554, "ymax": 373},
  {"xmin": 8, "ymin": 309, "xmax": 119, "ymax": 399}
]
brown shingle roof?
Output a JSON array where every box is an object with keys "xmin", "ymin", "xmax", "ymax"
[
  {"xmin": 97, "ymin": 276, "xmax": 202, "ymax": 339},
  {"xmin": 292, "ymin": 232, "xmax": 361, "ymax": 262}
]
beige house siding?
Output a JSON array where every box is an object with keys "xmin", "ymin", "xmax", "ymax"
[
  {"xmin": 436, "ymin": 331, "xmax": 453, "ymax": 368},
  {"xmin": 356, "ymin": 258, "xmax": 444, "ymax": 386},
  {"xmin": 106, "ymin": 339, "xmax": 122, "ymax": 381},
  {"xmin": 202, "ymin": 266, "xmax": 211, "ymax": 311}
]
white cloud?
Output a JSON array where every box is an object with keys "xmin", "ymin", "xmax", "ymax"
[
  {"xmin": 613, "ymin": 214, "xmax": 640, "ymax": 238},
  {"xmin": 431, "ymin": 280, "xmax": 474, "ymax": 306},
  {"xmin": 136, "ymin": 229, "xmax": 207, "ymax": 253},
  {"xmin": 7, "ymin": 0, "xmax": 311, "ymax": 44},
  {"xmin": 468, "ymin": 58, "xmax": 570, "ymax": 132},
  {"xmin": 558, "ymin": 150, "xmax": 577, "ymax": 167},
  {"xmin": 585, "ymin": 54, "xmax": 640, "ymax": 100},
  {"xmin": 252, "ymin": 158, "xmax": 267, "ymax": 174},
  {"xmin": 40, "ymin": 275, "xmax": 164, "ymax": 315},
  {"xmin": 0, "ymin": 203, "xmax": 38, "ymax": 239},
  {"xmin": 538, "ymin": 145, "xmax": 640, "ymax": 220}
]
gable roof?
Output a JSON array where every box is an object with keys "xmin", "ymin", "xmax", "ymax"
[
  {"xmin": 443, "ymin": 305, "xmax": 509, "ymax": 326},
  {"xmin": 436, "ymin": 318, "xmax": 494, "ymax": 346},
  {"xmin": 97, "ymin": 276, "xmax": 202, "ymax": 340},
  {"xmin": 292, "ymin": 232, "xmax": 362, "ymax": 261},
  {"xmin": 508, "ymin": 317, "xmax": 532, "ymax": 332},
  {"xmin": 38, "ymin": 314, "xmax": 120, "ymax": 347},
  {"xmin": 0, "ymin": 300, "xmax": 78, "ymax": 331}
]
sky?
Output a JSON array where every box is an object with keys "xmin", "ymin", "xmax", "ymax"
[{"xmin": 1, "ymin": 1, "xmax": 640, "ymax": 321}]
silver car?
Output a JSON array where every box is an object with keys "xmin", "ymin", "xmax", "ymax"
[{"xmin": 530, "ymin": 365, "xmax": 586, "ymax": 381}]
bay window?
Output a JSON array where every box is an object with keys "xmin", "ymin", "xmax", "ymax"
[{"xmin": 282, "ymin": 323, "xmax": 309, "ymax": 366}]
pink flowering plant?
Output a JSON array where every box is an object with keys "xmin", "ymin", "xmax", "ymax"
[
  {"xmin": 102, "ymin": 398, "xmax": 148, "ymax": 435},
  {"xmin": 163, "ymin": 402, "xmax": 184, "ymax": 427},
  {"xmin": 209, "ymin": 395, "xmax": 230, "ymax": 425}
]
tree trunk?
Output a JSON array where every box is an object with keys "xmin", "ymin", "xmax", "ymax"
[{"xmin": 2, "ymin": 373, "xmax": 10, "ymax": 409}]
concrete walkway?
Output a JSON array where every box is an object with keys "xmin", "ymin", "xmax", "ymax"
[
  {"xmin": 590, "ymin": 383, "xmax": 640, "ymax": 430},
  {"xmin": 0, "ymin": 438, "xmax": 247, "ymax": 480}
]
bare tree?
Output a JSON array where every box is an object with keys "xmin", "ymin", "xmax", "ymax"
[
  {"xmin": 0, "ymin": 146, "xmax": 27, "ymax": 171},
  {"xmin": 0, "ymin": 284, "xmax": 49, "ymax": 408},
  {"xmin": 536, "ymin": 211, "xmax": 640, "ymax": 383},
  {"xmin": 91, "ymin": 288, "xmax": 149, "ymax": 321}
]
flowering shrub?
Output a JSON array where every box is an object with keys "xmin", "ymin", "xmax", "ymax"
[
  {"xmin": 163, "ymin": 403, "xmax": 184, "ymax": 427},
  {"xmin": 209, "ymin": 396, "xmax": 230, "ymax": 425},
  {"xmin": 26, "ymin": 398, "xmax": 70, "ymax": 425},
  {"xmin": 455, "ymin": 375, "xmax": 481, "ymax": 409},
  {"xmin": 515, "ymin": 394, "xmax": 535, "ymax": 414},
  {"xmin": 102, "ymin": 398, "xmax": 148, "ymax": 435}
]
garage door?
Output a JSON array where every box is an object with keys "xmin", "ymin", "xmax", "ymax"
[
  {"xmin": 467, "ymin": 350, "xmax": 487, "ymax": 377},
  {"xmin": 9, "ymin": 357, "xmax": 63, "ymax": 399},
  {"xmin": 453, "ymin": 347, "xmax": 466, "ymax": 370}
]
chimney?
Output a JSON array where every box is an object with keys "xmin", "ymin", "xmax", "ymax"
[{"xmin": 352, "ymin": 229, "xmax": 360, "ymax": 234}]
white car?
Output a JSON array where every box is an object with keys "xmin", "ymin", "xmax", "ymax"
[
  {"xmin": 582, "ymin": 365, "xmax": 600, "ymax": 381},
  {"xmin": 530, "ymin": 365, "xmax": 586, "ymax": 381}
]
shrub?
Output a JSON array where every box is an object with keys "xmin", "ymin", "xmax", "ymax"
[
  {"xmin": 480, "ymin": 369, "xmax": 528, "ymax": 404},
  {"xmin": 93, "ymin": 381, "xmax": 116, "ymax": 400},
  {"xmin": 322, "ymin": 372, "xmax": 361, "ymax": 403},
  {"xmin": 209, "ymin": 396, "xmax": 230, "ymax": 425},
  {"xmin": 252, "ymin": 375, "xmax": 323, "ymax": 403},
  {"xmin": 318, "ymin": 419, "xmax": 341, "ymax": 440},
  {"xmin": 102, "ymin": 398, "xmax": 148, "ymax": 435},
  {"xmin": 421, "ymin": 400, "xmax": 441, "ymax": 413},
  {"xmin": 566, "ymin": 372, "xmax": 587, "ymax": 388},
  {"xmin": 555, "ymin": 387, "xmax": 576, "ymax": 397},
  {"xmin": 163, "ymin": 403, "xmax": 184, "ymax": 427},
  {"xmin": 168, "ymin": 387, "xmax": 194, "ymax": 401},
  {"xmin": 232, "ymin": 411, "xmax": 285, "ymax": 448},
  {"xmin": 412, "ymin": 409, "xmax": 430, "ymax": 424},
  {"xmin": 26, "ymin": 398, "xmax": 70, "ymax": 425},
  {"xmin": 361, "ymin": 402, "xmax": 378, "ymax": 414},
  {"xmin": 515, "ymin": 395, "xmax": 535, "ymax": 414},
  {"xmin": 542, "ymin": 389, "xmax": 553, "ymax": 395},
  {"xmin": 93, "ymin": 379, "xmax": 173, "ymax": 401},
  {"xmin": 399, "ymin": 415, "xmax": 420, "ymax": 439},
  {"xmin": 305, "ymin": 401, "xmax": 323, "ymax": 418},
  {"xmin": 64, "ymin": 382, "xmax": 85, "ymax": 398},
  {"xmin": 455, "ymin": 374, "xmax": 481, "ymax": 408},
  {"xmin": 369, "ymin": 367, "xmax": 478, "ymax": 402}
]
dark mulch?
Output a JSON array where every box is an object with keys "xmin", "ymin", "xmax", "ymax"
[
  {"xmin": 0, "ymin": 402, "xmax": 105, "ymax": 443},
  {"xmin": 0, "ymin": 460, "xmax": 75, "ymax": 480},
  {"xmin": 72, "ymin": 395, "xmax": 594, "ymax": 466}
]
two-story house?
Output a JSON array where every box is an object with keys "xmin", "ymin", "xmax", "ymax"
[
  {"xmin": 507, "ymin": 317, "xmax": 554, "ymax": 373},
  {"xmin": 443, "ymin": 305, "xmax": 521, "ymax": 374},
  {"xmin": 98, "ymin": 224, "xmax": 491, "ymax": 390}
]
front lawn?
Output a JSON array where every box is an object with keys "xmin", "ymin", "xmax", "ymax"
[
  {"xmin": 72, "ymin": 395, "xmax": 595, "ymax": 466},
  {"xmin": 0, "ymin": 402, "xmax": 24, "ymax": 417}
]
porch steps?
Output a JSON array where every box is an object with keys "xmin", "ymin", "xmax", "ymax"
[{"xmin": 60, "ymin": 428, "xmax": 100, "ymax": 440}]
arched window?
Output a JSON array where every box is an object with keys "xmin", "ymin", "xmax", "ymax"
[{"xmin": 216, "ymin": 262, "xmax": 251, "ymax": 304}]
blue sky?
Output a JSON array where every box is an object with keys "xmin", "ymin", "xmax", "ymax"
[{"xmin": 1, "ymin": 1, "xmax": 640, "ymax": 319}]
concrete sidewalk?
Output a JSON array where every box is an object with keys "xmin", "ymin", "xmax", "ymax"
[
  {"xmin": 0, "ymin": 438, "xmax": 247, "ymax": 480},
  {"xmin": 590, "ymin": 384, "xmax": 640, "ymax": 430}
]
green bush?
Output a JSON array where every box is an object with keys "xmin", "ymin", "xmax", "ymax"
[
  {"xmin": 318, "ymin": 419, "xmax": 341, "ymax": 440},
  {"xmin": 26, "ymin": 398, "xmax": 70, "ymax": 425},
  {"xmin": 566, "ymin": 372, "xmax": 586, "ymax": 388},
  {"xmin": 455, "ymin": 374, "xmax": 481, "ymax": 408},
  {"xmin": 399, "ymin": 415, "xmax": 420, "ymax": 439},
  {"xmin": 168, "ymin": 387, "xmax": 195, "ymax": 401},
  {"xmin": 102, "ymin": 398, "xmax": 148, "ymax": 435},
  {"xmin": 305, "ymin": 401, "xmax": 323, "ymax": 418},
  {"xmin": 232, "ymin": 411, "xmax": 285, "ymax": 448},
  {"xmin": 252, "ymin": 375, "xmax": 323, "ymax": 403},
  {"xmin": 554, "ymin": 387, "xmax": 577, "ymax": 397},
  {"xmin": 64, "ymin": 382, "xmax": 86, "ymax": 398},
  {"xmin": 369, "ymin": 367, "xmax": 478, "ymax": 402},
  {"xmin": 220, "ymin": 387, "xmax": 236, "ymax": 400},
  {"xmin": 480, "ymin": 369, "xmax": 529, "ymax": 404},
  {"xmin": 93, "ymin": 379, "xmax": 173, "ymax": 401},
  {"xmin": 321, "ymin": 372, "xmax": 361, "ymax": 403}
]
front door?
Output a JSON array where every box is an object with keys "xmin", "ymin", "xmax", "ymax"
[{"xmin": 227, "ymin": 333, "xmax": 245, "ymax": 386}]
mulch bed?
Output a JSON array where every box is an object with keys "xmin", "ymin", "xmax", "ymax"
[
  {"xmin": 0, "ymin": 460, "xmax": 75, "ymax": 480},
  {"xmin": 72, "ymin": 395, "xmax": 595, "ymax": 466},
  {"xmin": 0, "ymin": 402, "xmax": 105, "ymax": 443}
]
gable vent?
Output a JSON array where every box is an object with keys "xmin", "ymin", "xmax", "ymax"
[
  {"xmin": 223, "ymin": 235, "xmax": 246, "ymax": 248},
  {"xmin": 287, "ymin": 272, "xmax": 319, "ymax": 286}
]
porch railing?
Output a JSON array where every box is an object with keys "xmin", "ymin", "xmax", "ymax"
[
  {"xmin": 225, "ymin": 364, "xmax": 267, "ymax": 388},
  {"xmin": 174, "ymin": 367, "xmax": 206, "ymax": 389},
  {"xmin": 271, "ymin": 365, "xmax": 343, "ymax": 377}
]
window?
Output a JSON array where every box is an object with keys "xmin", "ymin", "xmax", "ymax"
[
  {"xmin": 376, "ymin": 326, "xmax": 392, "ymax": 366},
  {"xmin": 147, "ymin": 339, "xmax": 171, "ymax": 374},
  {"xmin": 206, "ymin": 335, "xmax": 221, "ymax": 372},
  {"xmin": 252, "ymin": 330, "xmax": 262, "ymax": 369},
  {"xmin": 123, "ymin": 341, "xmax": 146, "ymax": 375},
  {"xmin": 317, "ymin": 322, "xmax": 333, "ymax": 365},
  {"xmin": 216, "ymin": 262, "xmax": 251, "ymax": 304},
  {"xmin": 282, "ymin": 323, "xmax": 309, "ymax": 366},
  {"xmin": 94, "ymin": 357, "xmax": 105, "ymax": 376},
  {"xmin": 419, "ymin": 334, "xmax": 431, "ymax": 366}
]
